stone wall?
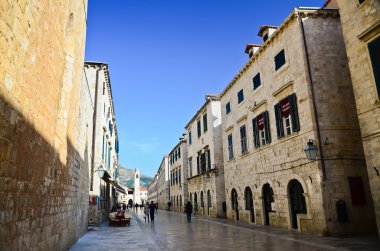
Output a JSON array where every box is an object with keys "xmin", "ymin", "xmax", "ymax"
[
  {"xmin": 220, "ymin": 9, "xmax": 375, "ymax": 236},
  {"xmin": 0, "ymin": 0, "xmax": 88, "ymax": 250},
  {"xmin": 336, "ymin": 0, "xmax": 380, "ymax": 237}
]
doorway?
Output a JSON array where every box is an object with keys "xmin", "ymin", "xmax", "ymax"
[
  {"xmin": 288, "ymin": 179, "xmax": 306, "ymax": 229},
  {"xmin": 245, "ymin": 187, "xmax": 254, "ymax": 223},
  {"xmin": 262, "ymin": 184, "xmax": 273, "ymax": 225}
]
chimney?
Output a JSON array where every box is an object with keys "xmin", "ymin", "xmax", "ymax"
[
  {"xmin": 245, "ymin": 44, "xmax": 261, "ymax": 59},
  {"xmin": 258, "ymin": 25, "xmax": 278, "ymax": 43}
]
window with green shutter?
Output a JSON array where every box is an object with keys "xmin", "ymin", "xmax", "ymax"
[{"xmin": 368, "ymin": 36, "xmax": 380, "ymax": 99}]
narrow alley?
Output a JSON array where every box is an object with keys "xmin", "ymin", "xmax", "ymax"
[{"xmin": 69, "ymin": 210, "xmax": 380, "ymax": 251}]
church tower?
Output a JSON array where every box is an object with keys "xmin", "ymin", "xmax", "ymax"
[{"xmin": 134, "ymin": 169, "xmax": 141, "ymax": 204}]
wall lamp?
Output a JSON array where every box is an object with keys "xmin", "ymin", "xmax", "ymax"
[
  {"xmin": 94, "ymin": 165, "xmax": 106, "ymax": 179},
  {"xmin": 304, "ymin": 139, "xmax": 318, "ymax": 161}
]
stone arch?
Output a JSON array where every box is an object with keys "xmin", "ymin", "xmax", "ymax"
[
  {"xmin": 262, "ymin": 183, "xmax": 274, "ymax": 226},
  {"xmin": 231, "ymin": 188, "xmax": 239, "ymax": 221},
  {"xmin": 287, "ymin": 179, "xmax": 307, "ymax": 229},
  {"xmin": 244, "ymin": 186, "xmax": 254, "ymax": 223}
]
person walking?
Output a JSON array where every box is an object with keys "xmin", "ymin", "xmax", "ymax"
[
  {"xmin": 144, "ymin": 203, "xmax": 150, "ymax": 222},
  {"xmin": 185, "ymin": 201, "xmax": 193, "ymax": 223},
  {"xmin": 149, "ymin": 201, "xmax": 156, "ymax": 222}
]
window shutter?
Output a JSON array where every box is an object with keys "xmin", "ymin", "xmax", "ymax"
[
  {"xmin": 264, "ymin": 111, "xmax": 271, "ymax": 144},
  {"xmin": 289, "ymin": 93, "xmax": 300, "ymax": 132},
  {"xmin": 252, "ymin": 118, "xmax": 260, "ymax": 148},
  {"xmin": 368, "ymin": 37, "xmax": 380, "ymax": 98},
  {"xmin": 274, "ymin": 103, "xmax": 284, "ymax": 139},
  {"xmin": 207, "ymin": 149, "xmax": 211, "ymax": 170}
]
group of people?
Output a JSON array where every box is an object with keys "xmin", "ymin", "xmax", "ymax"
[
  {"xmin": 144, "ymin": 201, "xmax": 158, "ymax": 222},
  {"xmin": 111, "ymin": 202, "xmax": 127, "ymax": 212}
]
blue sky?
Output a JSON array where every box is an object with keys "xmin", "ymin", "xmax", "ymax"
[{"xmin": 85, "ymin": 0, "xmax": 326, "ymax": 177}]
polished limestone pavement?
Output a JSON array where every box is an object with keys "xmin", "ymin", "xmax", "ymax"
[{"xmin": 69, "ymin": 209, "xmax": 380, "ymax": 251}]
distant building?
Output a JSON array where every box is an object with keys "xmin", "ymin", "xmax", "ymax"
[
  {"xmin": 85, "ymin": 62, "xmax": 125, "ymax": 225},
  {"xmin": 219, "ymin": 8, "xmax": 375, "ymax": 236},
  {"xmin": 185, "ymin": 94, "xmax": 226, "ymax": 218},
  {"xmin": 169, "ymin": 137, "xmax": 188, "ymax": 212}
]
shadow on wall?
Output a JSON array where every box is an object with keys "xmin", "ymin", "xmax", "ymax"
[{"xmin": 0, "ymin": 95, "xmax": 89, "ymax": 251}]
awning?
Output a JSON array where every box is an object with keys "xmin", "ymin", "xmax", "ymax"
[
  {"xmin": 109, "ymin": 180, "xmax": 127, "ymax": 195},
  {"xmin": 101, "ymin": 170, "xmax": 127, "ymax": 194}
]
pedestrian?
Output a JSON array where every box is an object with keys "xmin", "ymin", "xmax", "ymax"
[
  {"xmin": 111, "ymin": 203, "xmax": 118, "ymax": 212},
  {"xmin": 144, "ymin": 203, "xmax": 150, "ymax": 222},
  {"xmin": 149, "ymin": 201, "xmax": 156, "ymax": 222},
  {"xmin": 185, "ymin": 201, "xmax": 193, "ymax": 223},
  {"xmin": 122, "ymin": 203, "xmax": 127, "ymax": 211},
  {"xmin": 155, "ymin": 203, "xmax": 158, "ymax": 213}
]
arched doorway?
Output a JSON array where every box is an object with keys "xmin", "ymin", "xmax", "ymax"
[
  {"xmin": 200, "ymin": 191, "xmax": 204, "ymax": 215},
  {"xmin": 128, "ymin": 199, "xmax": 133, "ymax": 208},
  {"xmin": 262, "ymin": 184, "xmax": 274, "ymax": 225},
  {"xmin": 207, "ymin": 190, "xmax": 211, "ymax": 216},
  {"xmin": 194, "ymin": 192, "xmax": 198, "ymax": 215},
  {"xmin": 231, "ymin": 188, "xmax": 239, "ymax": 221},
  {"xmin": 288, "ymin": 179, "xmax": 307, "ymax": 229},
  {"xmin": 245, "ymin": 187, "xmax": 254, "ymax": 223}
]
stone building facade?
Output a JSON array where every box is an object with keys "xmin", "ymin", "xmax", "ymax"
[
  {"xmin": 147, "ymin": 173, "xmax": 159, "ymax": 203},
  {"xmin": 169, "ymin": 139, "xmax": 188, "ymax": 212},
  {"xmin": 185, "ymin": 95, "xmax": 226, "ymax": 217},
  {"xmin": 330, "ymin": 0, "xmax": 380, "ymax": 237},
  {"xmin": 219, "ymin": 8, "xmax": 376, "ymax": 236},
  {"xmin": 84, "ymin": 62, "xmax": 123, "ymax": 225},
  {"xmin": 156, "ymin": 156, "xmax": 170, "ymax": 209},
  {"xmin": 0, "ymin": 1, "xmax": 89, "ymax": 250}
]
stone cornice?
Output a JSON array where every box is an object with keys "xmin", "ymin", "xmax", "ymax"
[{"xmin": 250, "ymin": 100, "xmax": 267, "ymax": 113}]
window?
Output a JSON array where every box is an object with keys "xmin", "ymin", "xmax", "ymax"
[
  {"xmin": 253, "ymin": 73, "xmax": 261, "ymax": 90},
  {"xmin": 197, "ymin": 119, "xmax": 201, "ymax": 137},
  {"xmin": 358, "ymin": 0, "xmax": 366, "ymax": 3},
  {"xmin": 188, "ymin": 158, "xmax": 193, "ymax": 177},
  {"xmin": 226, "ymin": 102, "xmax": 231, "ymax": 114},
  {"xmin": 274, "ymin": 49, "xmax": 286, "ymax": 70},
  {"xmin": 253, "ymin": 111, "xmax": 271, "ymax": 148},
  {"xmin": 368, "ymin": 36, "xmax": 380, "ymax": 98},
  {"xmin": 178, "ymin": 147, "xmax": 181, "ymax": 159},
  {"xmin": 274, "ymin": 93, "xmax": 300, "ymax": 139},
  {"xmin": 240, "ymin": 125, "xmax": 248, "ymax": 154},
  {"xmin": 204, "ymin": 149, "xmax": 211, "ymax": 170},
  {"xmin": 203, "ymin": 113, "xmax": 208, "ymax": 132},
  {"xmin": 109, "ymin": 120, "xmax": 113, "ymax": 136},
  {"xmin": 237, "ymin": 89, "xmax": 244, "ymax": 104},
  {"xmin": 263, "ymin": 33, "xmax": 269, "ymax": 42},
  {"xmin": 197, "ymin": 152, "xmax": 201, "ymax": 174},
  {"xmin": 348, "ymin": 177, "xmax": 366, "ymax": 205},
  {"xmin": 102, "ymin": 135, "xmax": 105, "ymax": 160},
  {"xmin": 249, "ymin": 52, "xmax": 253, "ymax": 58},
  {"xmin": 227, "ymin": 134, "xmax": 234, "ymax": 160},
  {"xmin": 188, "ymin": 131, "xmax": 192, "ymax": 145}
]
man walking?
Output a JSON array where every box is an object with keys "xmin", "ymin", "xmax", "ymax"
[
  {"xmin": 149, "ymin": 201, "xmax": 156, "ymax": 222},
  {"xmin": 185, "ymin": 201, "xmax": 193, "ymax": 223}
]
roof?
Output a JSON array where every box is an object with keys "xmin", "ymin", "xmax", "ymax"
[
  {"xmin": 220, "ymin": 8, "xmax": 339, "ymax": 98},
  {"xmin": 184, "ymin": 94, "xmax": 220, "ymax": 129},
  {"xmin": 245, "ymin": 44, "xmax": 261, "ymax": 54},
  {"xmin": 257, "ymin": 25, "xmax": 279, "ymax": 36}
]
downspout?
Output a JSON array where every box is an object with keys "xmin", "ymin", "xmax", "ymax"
[
  {"xmin": 90, "ymin": 68, "xmax": 100, "ymax": 191},
  {"xmin": 298, "ymin": 12, "xmax": 327, "ymax": 181}
]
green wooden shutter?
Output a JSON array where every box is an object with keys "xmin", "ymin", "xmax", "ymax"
[
  {"xmin": 264, "ymin": 111, "xmax": 271, "ymax": 144},
  {"xmin": 274, "ymin": 103, "xmax": 284, "ymax": 138},
  {"xmin": 289, "ymin": 93, "xmax": 300, "ymax": 132},
  {"xmin": 252, "ymin": 118, "xmax": 260, "ymax": 148}
]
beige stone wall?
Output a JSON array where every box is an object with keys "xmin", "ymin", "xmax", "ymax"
[
  {"xmin": 169, "ymin": 141, "xmax": 188, "ymax": 213},
  {"xmin": 185, "ymin": 99, "xmax": 226, "ymax": 217},
  {"xmin": 336, "ymin": 0, "xmax": 380, "ymax": 237},
  {"xmin": 0, "ymin": 0, "xmax": 88, "ymax": 250},
  {"xmin": 220, "ymin": 9, "xmax": 375, "ymax": 236}
]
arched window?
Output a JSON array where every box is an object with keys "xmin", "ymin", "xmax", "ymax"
[
  {"xmin": 288, "ymin": 179, "xmax": 307, "ymax": 229},
  {"xmin": 231, "ymin": 188, "xmax": 238, "ymax": 210},
  {"xmin": 244, "ymin": 187, "xmax": 253, "ymax": 210}
]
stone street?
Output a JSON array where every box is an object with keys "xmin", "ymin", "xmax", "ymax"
[{"xmin": 69, "ymin": 210, "xmax": 380, "ymax": 251}]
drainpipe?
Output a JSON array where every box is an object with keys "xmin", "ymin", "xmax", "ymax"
[
  {"xmin": 298, "ymin": 12, "xmax": 327, "ymax": 181},
  {"xmin": 90, "ymin": 67, "xmax": 100, "ymax": 191}
]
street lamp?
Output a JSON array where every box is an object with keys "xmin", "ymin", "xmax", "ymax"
[
  {"xmin": 304, "ymin": 139, "xmax": 318, "ymax": 161},
  {"xmin": 94, "ymin": 165, "xmax": 105, "ymax": 179}
]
